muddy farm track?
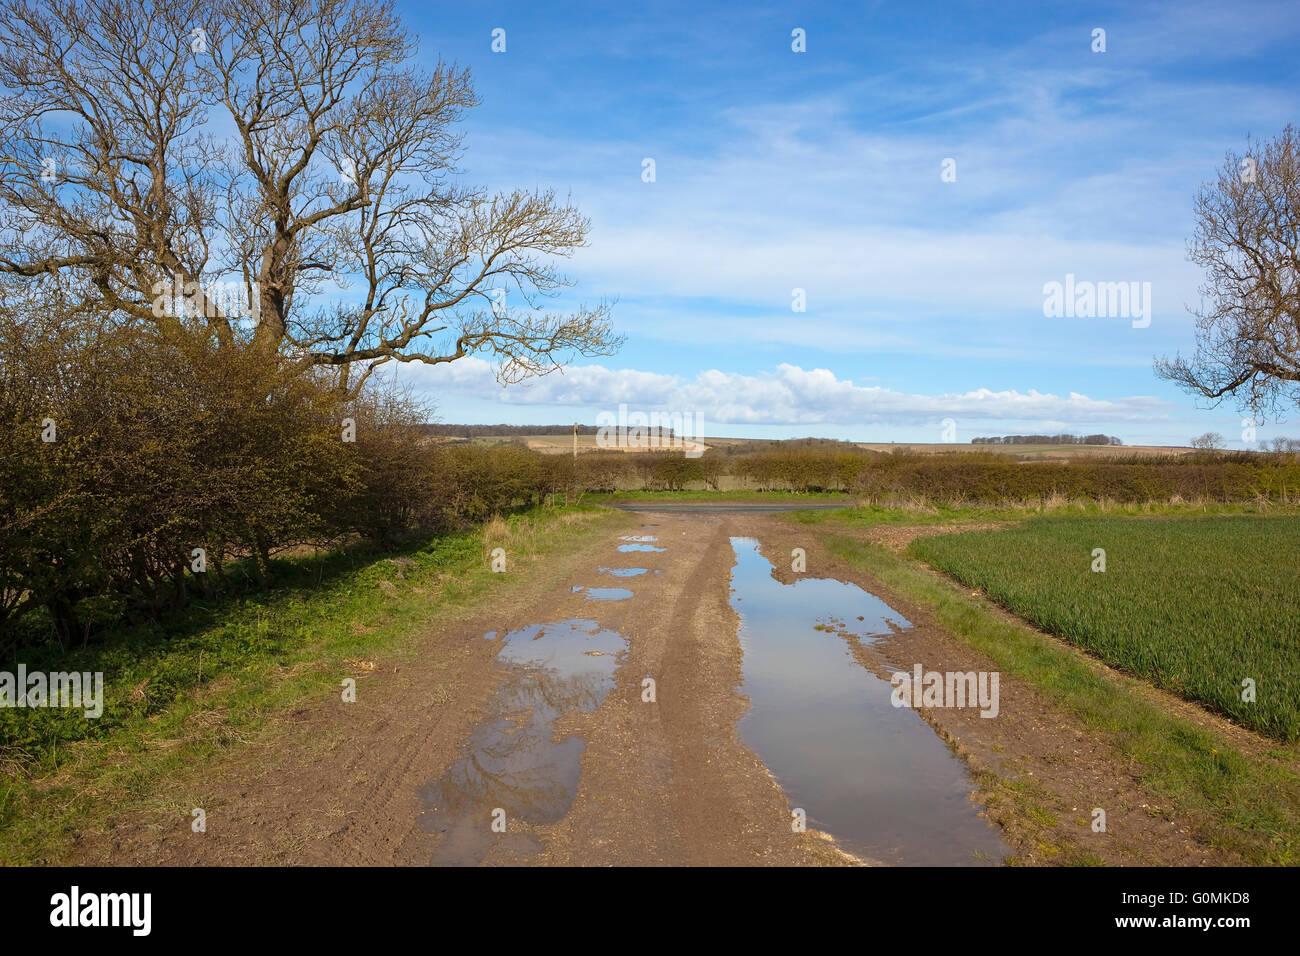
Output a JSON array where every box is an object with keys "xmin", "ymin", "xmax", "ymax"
[{"xmin": 77, "ymin": 510, "xmax": 1233, "ymax": 866}]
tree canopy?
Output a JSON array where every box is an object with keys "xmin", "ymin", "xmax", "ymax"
[
  {"xmin": 1156, "ymin": 125, "xmax": 1300, "ymax": 416},
  {"xmin": 0, "ymin": 0, "xmax": 620, "ymax": 392}
]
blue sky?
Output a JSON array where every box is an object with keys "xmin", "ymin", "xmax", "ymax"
[{"xmin": 391, "ymin": 0, "xmax": 1300, "ymax": 446}]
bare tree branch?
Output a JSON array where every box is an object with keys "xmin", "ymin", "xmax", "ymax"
[
  {"xmin": 1155, "ymin": 124, "xmax": 1300, "ymax": 418},
  {"xmin": 0, "ymin": 0, "xmax": 621, "ymax": 393}
]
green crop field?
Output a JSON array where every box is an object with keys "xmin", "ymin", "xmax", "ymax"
[{"xmin": 909, "ymin": 515, "xmax": 1300, "ymax": 740}]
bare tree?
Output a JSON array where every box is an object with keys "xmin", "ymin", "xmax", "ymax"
[
  {"xmin": 1189, "ymin": 431, "xmax": 1225, "ymax": 451},
  {"xmin": 1155, "ymin": 125, "xmax": 1300, "ymax": 416},
  {"xmin": 0, "ymin": 0, "xmax": 619, "ymax": 392}
]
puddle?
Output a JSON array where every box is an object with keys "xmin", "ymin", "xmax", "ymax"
[
  {"xmin": 599, "ymin": 567, "xmax": 647, "ymax": 577},
  {"xmin": 619, "ymin": 535, "xmax": 659, "ymax": 542},
  {"xmin": 571, "ymin": 586, "xmax": 634, "ymax": 601},
  {"xmin": 618, "ymin": 544, "xmax": 664, "ymax": 553},
  {"xmin": 418, "ymin": 619, "xmax": 626, "ymax": 865},
  {"xmin": 728, "ymin": 537, "xmax": 1009, "ymax": 866}
]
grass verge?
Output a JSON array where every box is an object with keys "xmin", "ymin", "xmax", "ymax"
[
  {"xmin": 789, "ymin": 498, "xmax": 1294, "ymax": 527},
  {"xmin": 581, "ymin": 489, "xmax": 853, "ymax": 503},
  {"xmin": 0, "ymin": 504, "xmax": 628, "ymax": 864}
]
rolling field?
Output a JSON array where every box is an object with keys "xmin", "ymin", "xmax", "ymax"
[
  {"xmin": 909, "ymin": 515, "xmax": 1300, "ymax": 739},
  {"xmin": 848, "ymin": 442, "xmax": 1196, "ymax": 459},
  {"xmin": 451, "ymin": 434, "xmax": 1196, "ymax": 460}
]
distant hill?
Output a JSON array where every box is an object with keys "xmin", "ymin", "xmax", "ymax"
[
  {"xmin": 416, "ymin": 423, "xmax": 599, "ymax": 437},
  {"xmin": 416, "ymin": 423, "xmax": 678, "ymax": 438},
  {"xmin": 972, "ymin": 433, "xmax": 1123, "ymax": 446},
  {"xmin": 417, "ymin": 427, "xmax": 1200, "ymax": 460}
]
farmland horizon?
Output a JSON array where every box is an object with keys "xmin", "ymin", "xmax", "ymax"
[
  {"xmin": 424, "ymin": 421, "xmax": 1199, "ymax": 450},
  {"xmin": 424, "ymin": 422, "xmax": 1211, "ymax": 456}
]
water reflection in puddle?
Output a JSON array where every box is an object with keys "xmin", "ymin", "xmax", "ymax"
[
  {"xmin": 619, "ymin": 535, "xmax": 659, "ymax": 542},
  {"xmin": 728, "ymin": 537, "xmax": 1008, "ymax": 866},
  {"xmin": 418, "ymin": 619, "xmax": 626, "ymax": 866},
  {"xmin": 618, "ymin": 544, "xmax": 664, "ymax": 553},
  {"xmin": 571, "ymin": 586, "xmax": 634, "ymax": 601},
  {"xmin": 599, "ymin": 567, "xmax": 647, "ymax": 577}
]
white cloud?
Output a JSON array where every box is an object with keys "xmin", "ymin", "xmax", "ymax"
[{"xmin": 402, "ymin": 357, "xmax": 1169, "ymax": 427}]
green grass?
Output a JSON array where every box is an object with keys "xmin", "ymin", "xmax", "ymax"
[
  {"xmin": 790, "ymin": 502, "xmax": 1030, "ymax": 526},
  {"xmin": 2, "ymin": 533, "xmax": 477, "ymax": 763},
  {"xmin": 801, "ymin": 514, "xmax": 1300, "ymax": 864},
  {"xmin": 581, "ymin": 488, "xmax": 852, "ymax": 503},
  {"xmin": 790, "ymin": 499, "xmax": 1293, "ymax": 527},
  {"xmin": 909, "ymin": 514, "xmax": 1300, "ymax": 740},
  {"xmin": 0, "ymin": 503, "xmax": 629, "ymax": 864}
]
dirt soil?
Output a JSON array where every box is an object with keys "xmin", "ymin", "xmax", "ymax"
[{"xmin": 75, "ymin": 511, "xmax": 1238, "ymax": 866}]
